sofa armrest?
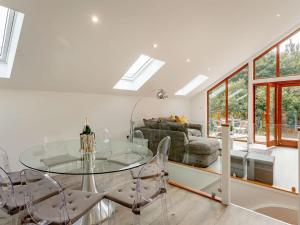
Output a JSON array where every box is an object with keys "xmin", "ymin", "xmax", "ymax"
[{"xmin": 187, "ymin": 123, "xmax": 203, "ymax": 136}]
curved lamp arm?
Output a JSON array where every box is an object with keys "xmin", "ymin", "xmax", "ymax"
[{"xmin": 129, "ymin": 89, "xmax": 168, "ymax": 142}]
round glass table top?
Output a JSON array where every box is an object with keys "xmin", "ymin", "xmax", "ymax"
[{"xmin": 19, "ymin": 139, "xmax": 153, "ymax": 175}]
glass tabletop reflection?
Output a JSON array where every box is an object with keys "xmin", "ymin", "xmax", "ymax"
[{"xmin": 19, "ymin": 139, "xmax": 153, "ymax": 175}]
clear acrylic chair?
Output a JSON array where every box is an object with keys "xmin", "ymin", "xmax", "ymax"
[
  {"xmin": 0, "ymin": 146, "xmax": 42, "ymax": 186},
  {"xmin": 21, "ymin": 169, "xmax": 104, "ymax": 225},
  {"xmin": 133, "ymin": 130, "xmax": 146, "ymax": 147},
  {"xmin": 0, "ymin": 167, "xmax": 17, "ymax": 215},
  {"xmin": 0, "ymin": 167, "xmax": 60, "ymax": 216},
  {"xmin": 105, "ymin": 136, "xmax": 171, "ymax": 225},
  {"xmin": 103, "ymin": 128, "xmax": 111, "ymax": 144}
]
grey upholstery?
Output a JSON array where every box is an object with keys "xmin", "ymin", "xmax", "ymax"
[
  {"xmin": 137, "ymin": 127, "xmax": 188, "ymax": 162},
  {"xmin": 137, "ymin": 119, "xmax": 220, "ymax": 167},
  {"xmin": 40, "ymin": 154, "xmax": 78, "ymax": 167},
  {"xmin": 33, "ymin": 189, "xmax": 104, "ymax": 224},
  {"xmin": 184, "ymin": 137, "xmax": 220, "ymax": 167},
  {"xmin": 187, "ymin": 138, "xmax": 219, "ymax": 155},
  {"xmin": 108, "ymin": 153, "xmax": 143, "ymax": 166},
  {"xmin": 5, "ymin": 178, "xmax": 59, "ymax": 213},
  {"xmin": 105, "ymin": 180, "xmax": 162, "ymax": 210},
  {"xmin": 2, "ymin": 170, "xmax": 42, "ymax": 186},
  {"xmin": 2, "ymin": 171, "xmax": 22, "ymax": 185}
]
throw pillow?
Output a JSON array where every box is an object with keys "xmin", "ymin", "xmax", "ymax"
[{"xmin": 175, "ymin": 115, "xmax": 188, "ymax": 124}]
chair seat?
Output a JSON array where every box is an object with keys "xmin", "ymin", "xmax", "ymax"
[
  {"xmin": 105, "ymin": 180, "xmax": 163, "ymax": 210},
  {"xmin": 1, "ymin": 170, "xmax": 43, "ymax": 186},
  {"xmin": 40, "ymin": 154, "xmax": 78, "ymax": 167},
  {"xmin": 5, "ymin": 178, "xmax": 61, "ymax": 213},
  {"xmin": 108, "ymin": 153, "xmax": 144, "ymax": 166},
  {"xmin": 33, "ymin": 189, "xmax": 104, "ymax": 224},
  {"xmin": 6, "ymin": 171, "xmax": 22, "ymax": 185}
]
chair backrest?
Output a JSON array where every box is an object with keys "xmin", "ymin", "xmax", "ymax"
[
  {"xmin": 133, "ymin": 130, "xmax": 145, "ymax": 146},
  {"xmin": 156, "ymin": 136, "xmax": 171, "ymax": 172},
  {"xmin": 133, "ymin": 130, "xmax": 144, "ymax": 139},
  {"xmin": 0, "ymin": 167, "xmax": 15, "ymax": 211},
  {"xmin": 21, "ymin": 169, "xmax": 69, "ymax": 225},
  {"xmin": 103, "ymin": 128, "xmax": 111, "ymax": 143},
  {"xmin": 134, "ymin": 136, "xmax": 171, "ymax": 211},
  {"xmin": 0, "ymin": 147, "xmax": 10, "ymax": 172}
]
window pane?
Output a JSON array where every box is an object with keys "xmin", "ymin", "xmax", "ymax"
[
  {"xmin": 281, "ymin": 86, "xmax": 300, "ymax": 140},
  {"xmin": 254, "ymin": 85, "xmax": 267, "ymax": 143},
  {"xmin": 0, "ymin": 6, "xmax": 8, "ymax": 54},
  {"xmin": 228, "ymin": 67, "xmax": 248, "ymax": 141},
  {"xmin": 255, "ymin": 48, "xmax": 277, "ymax": 79},
  {"xmin": 208, "ymin": 83, "xmax": 226, "ymax": 137},
  {"xmin": 280, "ymin": 31, "xmax": 300, "ymax": 77}
]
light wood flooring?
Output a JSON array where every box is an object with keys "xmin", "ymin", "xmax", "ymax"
[{"xmin": 54, "ymin": 171, "xmax": 289, "ymax": 225}]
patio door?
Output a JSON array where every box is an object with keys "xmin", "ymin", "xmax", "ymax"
[
  {"xmin": 253, "ymin": 83, "xmax": 277, "ymax": 147},
  {"xmin": 254, "ymin": 81, "xmax": 300, "ymax": 148},
  {"xmin": 278, "ymin": 82, "xmax": 300, "ymax": 147}
]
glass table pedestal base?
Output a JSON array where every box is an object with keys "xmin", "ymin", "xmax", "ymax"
[{"xmin": 80, "ymin": 153, "xmax": 112, "ymax": 225}]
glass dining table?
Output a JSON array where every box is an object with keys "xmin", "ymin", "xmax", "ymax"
[{"xmin": 19, "ymin": 139, "xmax": 153, "ymax": 225}]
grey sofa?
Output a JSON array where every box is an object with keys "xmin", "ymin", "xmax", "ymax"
[{"xmin": 137, "ymin": 119, "xmax": 220, "ymax": 167}]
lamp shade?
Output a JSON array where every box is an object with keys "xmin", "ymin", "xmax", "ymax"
[{"xmin": 156, "ymin": 89, "xmax": 168, "ymax": 100}]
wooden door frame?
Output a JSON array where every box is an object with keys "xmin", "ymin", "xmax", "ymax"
[
  {"xmin": 266, "ymin": 83, "xmax": 277, "ymax": 147},
  {"xmin": 253, "ymin": 80, "xmax": 300, "ymax": 148},
  {"xmin": 277, "ymin": 81, "xmax": 300, "ymax": 148}
]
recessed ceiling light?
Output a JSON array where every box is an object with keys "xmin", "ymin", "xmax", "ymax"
[
  {"xmin": 186, "ymin": 58, "xmax": 191, "ymax": 63},
  {"xmin": 153, "ymin": 43, "xmax": 158, "ymax": 48},
  {"xmin": 276, "ymin": 13, "xmax": 281, "ymax": 17},
  {"xmin": 91, "ymin": 15, "xmax": 99, "ymax": 23}
]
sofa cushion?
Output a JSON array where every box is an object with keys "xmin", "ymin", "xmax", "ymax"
[
  {"xmin": 187, "ymin": 128, "xmax": 201, "ymax": 137},
  {"xmin": 166, "ymin": 122, "xmax": 187, "ymax": 133},
  {"xmin": 143, "ymin": 119, "xmax": 159, "ymax": 129},
  {"xmin": 187, "ymin": 137, "xmax": 220, "ymax": 155},
  {"xmin": 188, "ymin": 136, "xmax": 201, "ymax": 142},
  {"xmin": 186, "ymin": 150, "xmax": 218, "ymax": 168}
]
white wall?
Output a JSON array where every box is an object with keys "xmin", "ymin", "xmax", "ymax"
[
  {"xmin": 0, "ymin": 89, "xmax": 191, "ymax": 170},
  {"xmin": 190, "ymin": 90, "xmax": 207, "ymax": 136}
]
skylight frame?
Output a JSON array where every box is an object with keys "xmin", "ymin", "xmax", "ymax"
[
  {"xmin": 0, "ymin": 7, "xmax": 15, "ymax": 63},
  {"xmin": 113, "ymin": 54, "xmax": 165, "ymax": 91},
  {"xmin": 122, "ymin": 55, "xmax": 153, "ymax": 81},
  {"xmin": 175, "ymin": 74, "xmax": 208, "ymax": 96}
]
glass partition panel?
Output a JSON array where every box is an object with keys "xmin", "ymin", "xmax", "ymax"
[
  {"xmin": 244, "ymin": 123, "xmax": 299, "ymax": 193},
  {"xmin": 228, "ymin": 67, "xmax": 248, "ymax": 142},
  {"xmin": 135, "ymin": 119, "xmax": 222, "ymax": 200},
  {"xmin": 280, "ymin": 31, "xmax": 300, "ymax": 77},
  {"xmin": 255, "ymin": 48, "xmax": 277, "ymax": 79},
  {"xmin": 169, "ymin": 135, "xmax": 222, "ymax": 199},
  {"xmin": 208, "ymin": 83, "xmax": 226, "ymax": 138}
]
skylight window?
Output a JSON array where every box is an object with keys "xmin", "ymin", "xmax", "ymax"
[
  {"xmin": 0, "ymin": 5, "xmax": 24, "ymax": 78},
  {"xmin": 113, "ymin": 54, "xmax": 165, "ymax": 91},
  {"xmin": 175, "ymin": 74, "xmax": 208, "ymax": 96}
]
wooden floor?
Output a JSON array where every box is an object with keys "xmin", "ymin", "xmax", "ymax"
[
  {"xmin": 107, "ymin": 185, "xmax": 289, "ymax": 225},
  {"xmin": 54, "ymin": 171, "xmax": 289, "ymax": 225}
]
